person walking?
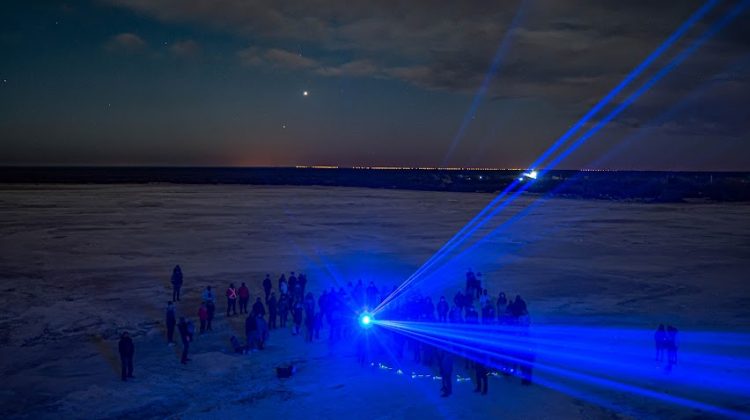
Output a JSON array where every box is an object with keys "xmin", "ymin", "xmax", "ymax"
[
  {"xmin": 226, "ymin": 283, "xmax": 238, "ymax": 317},
  {"xmin": 118, "ymin": 331, "xmax": 135, "ymax": 381},
  {"xmin": 166, "ymin": 301, "xmax": 176, "ymax": 345},
  {"xmin": 170, "ymin": 265, "xmax": 183, "ymax": 302},
  {"xmin": 238, "ymin": 282, "xmax": 250, "ymax": 314}
]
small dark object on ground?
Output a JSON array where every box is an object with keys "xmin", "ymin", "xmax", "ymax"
[{"xmin": 276, "ymin": 365, "xmax": 296, "ymax": 378}]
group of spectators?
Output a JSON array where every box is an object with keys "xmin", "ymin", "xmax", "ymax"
[{"xmin": 118, "ymin": 265, "xmax": 535, "ymax": 396}]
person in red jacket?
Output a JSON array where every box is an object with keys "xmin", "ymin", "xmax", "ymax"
[
  {"xmin": 238, "ymin": 282, "xmax": 250, "ymax": 314},
  {"xmin": 226, "ymin": 283, "xmax": 238, "ymax": 317},
  {"xmin": 198, "ymin": 303, "xmax": 208, "ymax": 333}
]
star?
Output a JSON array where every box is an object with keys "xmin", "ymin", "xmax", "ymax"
[{"xmin": 303, "ymin": 90, "xmax": 309, "ymax": 96}]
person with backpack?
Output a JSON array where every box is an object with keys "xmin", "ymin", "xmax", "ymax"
[
  {"xmin": 118, "ymin": 331, "xmax": 135, "ymax": 381},
  {"xmin": 166, "ymin": 301, "xmax": 176, "ymax": 345},
  {"xmin": 170, "ymin": 265, "xmax": 183, "ymax": 302},
  {"xmin": 226, "ymin": 283, "xmax": 238, "ymax": 317},
  {"xmin": 238, "ymin": 282, "xmax": 250, "ymax": 314}
]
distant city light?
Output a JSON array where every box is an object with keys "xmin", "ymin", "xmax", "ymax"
[{"xmin": 303, "ymin": 90, "xmax": 309, "ymax": 96}]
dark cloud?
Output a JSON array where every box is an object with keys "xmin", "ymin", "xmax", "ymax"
[
  {"xmin": 169, "ymin": 39, "xmax": 201, "ymax": 57},
  {"xmin": 105, "ymin": 32, "xmax": 147, "ymax": 52}
]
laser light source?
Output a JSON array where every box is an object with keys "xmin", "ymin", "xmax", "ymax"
[{"xmin": 359, "ymin": 312, "xmax": 374, "ymax": 328}]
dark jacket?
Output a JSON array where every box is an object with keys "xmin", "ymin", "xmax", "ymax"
[{"xmin": 118, "ymin": 335, "xmax": 135, "ymax": 357}]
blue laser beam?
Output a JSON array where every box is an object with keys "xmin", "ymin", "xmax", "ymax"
[
  {"xmin": 377, "ymin": 320, "xmax": 750, "ymax": 418},
  {"xmin": 384, "ymin": 0, "xmax": 723, "ymax": 305},
  {"xmin": 441, "ymin": 0, "xmax": 529, "ymax": 166},
  {"xmin": 376, "ymin": 0, "xmax": 748, "ymax": 312}
]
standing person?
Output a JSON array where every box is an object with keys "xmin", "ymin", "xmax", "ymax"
[
  {"xmin": 654, "ymin": 324, "xmax": 667, "ymax": 362},
  {"xmin": 313, "ymin": 312, "xmax": 322, "ymax": 340},
  {"xmin": 170, "ymin": 265, "xmax": 183, "ymax": 302},
  {"xmin": 245, "ymin": 313, "xmax": 258, "ymax": 351},
  {"xmin": 202, "ymin": 286, "xmax": 215, "ymax": 331},
  {"xmin": 178, "ymin": 317, "xmax": 192, "ymax": 364},
  {"xmin": 238, "ymin": 282, "xmax": 250, "ymax": 314},
  {"xmin": 198, "ymin": 303, "xmax": 208, "ymax": 333},
  {"xmin": 263, "ymin": 274, "xmax": 272, "ymax": 301},
  {"xmin": 166, "ymin": 301, "xmax": 176, "ymax": 345},
  {"xmin": 479, "ymin": 289, "xmax": 489, "ymax": 309},
  {"xmin": 279, "ymin": 293, "xmax": 290, "ymax": 328},
  {"xmin": 267, "ymin": 292, "xmax": 278, "ymax": 329},
  {"xmin": 474, "ymin": 359, "xmax": 489, "ymax": 395},
  {"xmin": 496, "ymin": 292, "xmax": 508, "ymax": 323},
  {"xmin": 666, "ymin": 325, "xmax": 679, "ymax": 370},
  {"xmin": 256, "ymin": 314, "xmax": 269, "ymax": 350},
  {"xmin": 304, "ymin": 310, "xmax": 314, "ymax": 343},
  {"xmin": 292, "ymin": 301, "xmax": 303, "ymax": 335},
  {"xmin": 438, "ymin": 349, "xmax": 453, "ymax": 397},
  {"xmin": 278, "ymin": 274, "xmax": 287, "ymax": 296},
  {"xmin": 288, "ymin": 272, "xmax": 298, "ymax": 301},
  {"xmin": 437, "ymin": 296, "xmax": 449, "ymax": 322},
  {"xmin": 226, "ymin": 283, "xmax": 238, "ymax": 317},
  {"xmin": 118, "ymin": 331, "xmax": 135, "ymax": 381},
  {"xmin": 475, "ymin": 273, "xmax": 483, "ymax": 299},
  {"xmin": 299, "ymin": 273, "xmax": 307, "ymax": 296},
  {"xmin": 465, "ymin": 268, "xmax": 476, "ymax": 299},
  {"xmin": 454, "ymin": 290, "xmax": 465, "ymax": 315},
  {"xmin": 252, "ymin": 297, "xmax": 266, "ymax": 318}
]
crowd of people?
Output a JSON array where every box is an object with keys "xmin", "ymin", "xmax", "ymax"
[{"xmin": 119, "ymin": 265, "xmax": 536, "ymax": 396}]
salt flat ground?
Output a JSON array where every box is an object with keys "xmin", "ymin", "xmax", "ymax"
[{"xmin": 0, "ymin": 184, "xmax": 748, "ymax": 419}]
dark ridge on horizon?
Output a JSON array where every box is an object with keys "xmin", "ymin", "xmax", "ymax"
[{"xmin": 1, "ymin": 167, "xmax": 749, "ymax": 202}]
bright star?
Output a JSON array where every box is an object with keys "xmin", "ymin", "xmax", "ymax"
[{"xmin": 303, "ymin": 90, "xmax": 309, "ymax": 96}]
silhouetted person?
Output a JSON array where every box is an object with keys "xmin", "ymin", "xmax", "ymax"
[
  {"xmin": 437, "ymin": 296, "xmax": 449, "ymax": 322},
  {"xmin": 267, "ymin": 292, "xmax": 278, "ymax": 329},
  {"xmin": 474, "ymin": 360, "xmax": 488, "ymax": 395},
  {"xmin": 198, "ymin": 302, "xmax": 208, "ymax": 333},
  {"xmin": 263, "ymin": 274, "xmax": 272, "ymax": 301},
  {"xmin": 278, "ymin": 274, "xmax": 287, "ymax": 295},
  {"xmin": 245, "ymin": 313, "xmax": 258, "ymax": 350},
  {"xmin": 166, "ymin": 301, "xmax": 176, "ymax": 345},
  {"xmin": 256, "ymin": 314, "xmax": 269, "ymax": 350},
  {"xmin": 178, "ymin": 317, "xmax": 191, "ymax": 364},
  {"xmin": 299, "ymin": 273, "xmax": 307, "ymax": 296},
  {"xmin": 252, "ymin": 297, "xmax": 266, "ymax": 318},
  {"xmin": 202, "ymin": 286, "xmax": 215, "ymax": 330},
  {"xmin": 454, "ymin": 290, "xmax": 465, "ymax": 315},
  {"xmin": 666, "ymin": 325, "xmax": 679, "ymax": 370},
  {"xmin": 292, "ymin": 301, "xmax": 303, "ymax": 335},
  {"xmin": 226, "ymin": 283, "xmax": 238, "ymax": 316},
  {"xmin": 238, "ymin": 282, "xmax": 250, "ymax": 314},
  {"xmin": 170, "ymin": 265, "xmax": 183, "ymax": 302},
  {"xmin": 118, "ymin": 331, "xmax": 134, "ymax": 381},
  {"xmin": 438, "ymin": 350, "xmax": 454, "ymax": 397},
  {"xmin": 279, "ymin": 293, "xmax": 290, "ymax": 328},
  {"xmin": 654, "ymin": 324, "xmax": 667, "ymax": 362}
]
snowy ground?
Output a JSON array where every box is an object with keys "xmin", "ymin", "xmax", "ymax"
[{"xmin": 0, "ymin": 184, "xmax": 748, "ymax": 419}]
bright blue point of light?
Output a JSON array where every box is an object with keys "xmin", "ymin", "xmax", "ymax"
[{"xmin": 359, "ymin": 313, "xmax": 373, "ymax": 328}]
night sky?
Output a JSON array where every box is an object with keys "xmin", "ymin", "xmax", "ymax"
[{"xmin": 1, "ymin": 0, "xmax": 749, "ymax": 170}]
